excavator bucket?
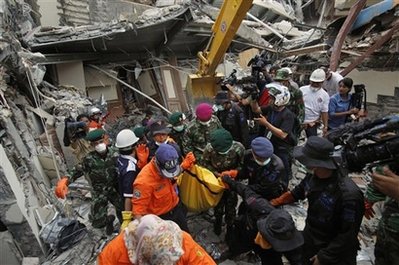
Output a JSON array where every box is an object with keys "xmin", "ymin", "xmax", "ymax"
[{"xmin": 186, "ymin": 73, "xmax": 224, "ymax": 104}]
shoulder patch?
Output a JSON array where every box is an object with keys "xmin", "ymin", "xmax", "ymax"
[{"xmin": 133, "ymin": 189, "xmax": 141, "ymax": 199}]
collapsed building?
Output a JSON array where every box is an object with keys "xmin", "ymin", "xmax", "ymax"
[{"xmin": 0, "ymin": 0, "xmax": 398, "ymax": 264}]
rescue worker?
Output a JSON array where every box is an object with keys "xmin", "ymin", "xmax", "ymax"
[
  {"xmin": 168, "ymin": 111, "xmax": 187, "ymax": 152},
  {"xmin": 55, "ymin": 129, "xmax": 122, "ymax": 234},
  {"xmin": 321, "ymin": 66, "xmax": 343, "ymax": 97},
  {"xmin": 274, "ymin": 68, "xmax": 304, "ymax": 130},
  {"xmin": 214, "ymin": 91, "xmax": 250, "ymax": 148},
  {"xmin": 282, "ymin": 67, "xmax": 299, "ymax": 90},
  {"xmin": 132, "ymin": 143, "xmax": 195, "ymax": 232},
  {"xmin": 98, "ymin": 214, "xmax": 216, "ymax": 265},
  {"xmin": 132, "ymin": 126, "xmax": 148, "ymax": 145},
  {"xmin": 237, "ymin": 137, "xmax": 285, "ymax": 200},
  {"xmin": 300, "ymin": 69, "xmax": 330, "ymax": 137},
  {"xmin": 271, "ymin": 136, "xmax": 364, "ymax": 265},
  {"xmin": 202, "ymin": 129, "xmax": 245, "ymax": 236},
  {"xmin": 115, "ymin": 129, "xmax": 140, "ymax": 230},
  {"xmin": 221, "ymin": 176, "xmax": 303, "ymax": 265},
  {"xmin": 254, "ymin": 83, "xmax": 296, "ymax": 189},
  {"xmin": 182, "ymin": 103, "xmax": 222, "ymax": 162},
  {"xmin": 364, "ymin": 165, "xmax": 399, "ymax": 265},
  {"xmin": 147, "ymin": 119, "xmax": 181, "ymax": 160},
  {"xmin": 88, "ymin": 107, "xmax": 104, "ymax": 131}
]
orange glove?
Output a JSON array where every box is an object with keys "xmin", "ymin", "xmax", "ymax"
[
  {"xmin": 220, "ymin": 170, "xmax": 238, "ymax": 179},
  {"xmin": 181, "ymin": 152, "xmax": 196, "ymax": 170},
  {"xmin": 55, "ymin": 177, "xmax": 69, "ymax": 199},
  {"xmin": 136, "ymin": 144, "xmax": 149, "ymax": 169},
  {"xmin": 364, "ymin": 200, "xmax": 375, "ymax": 220},
  {"xmin": 270, "ymin": 191, "xmax": 295, "ymax": 206}
]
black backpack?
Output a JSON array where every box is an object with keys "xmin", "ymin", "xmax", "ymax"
[{"xmin": 63, "ymin": 116, "xmax": 75, "ymax": 146}]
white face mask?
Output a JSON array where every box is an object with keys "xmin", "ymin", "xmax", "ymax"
[
  {"xmin": 310, "ymin": 86, "xmax": 320, "ymax": 92},
  {"xmin": 198, "ymin": 120, "xmax": 211, "ymax": 126},
  {"xmin": 218, "ymin": 146, "xmax": 232, "ymax": 155},
  {"xmin": 173, "ymin": 125, "xmax": 185, "ymax": 132},
  {"xmin": 305, "ymin": 167, "xmax": 315, "ymax": 174},
  {"xmin": 255, "ymin": 157, "xmax": 271, "ymax": 166},
  {"xmin": 215, "ymin": 104, "xmax": 224, "ymax": 111},
  {"xmin": 155, "ymin": 139, "xmax": 168, "ymax": 146},
  {"xmin": 95, "ymin": 143, "xmax": 107, "ymax": 154}
]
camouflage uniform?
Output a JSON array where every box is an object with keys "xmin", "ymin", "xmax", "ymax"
[
  {"xmin": 202, "ymin": 141, "xmax": 245, "ymax": 235},
  {"xmin": 70, "ymin": 148, "xmax": 122, "ymax": 228},
  {"xmin": 169, "ymin": 129, "xmax": 185, "ymax": 155},
  {"xmin": 181, "ymin": 115, "xmax": 222, "ymax": 163},
  {"xmin": 366, "ymin": 186, "xmax": 399, "ymax": 265}
]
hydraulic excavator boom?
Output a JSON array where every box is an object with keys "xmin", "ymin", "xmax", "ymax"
[{"xmin": 187, "ymin": 0, "xmax": 253, "ymax": 103}]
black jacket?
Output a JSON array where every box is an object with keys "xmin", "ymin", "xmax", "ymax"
[{"xmin": 291, "ymin": 172, "xmax": 365, "ymax": 265}]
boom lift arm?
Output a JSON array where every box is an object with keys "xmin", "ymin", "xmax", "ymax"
[{"xmin": 188, "ymin": 1, "xmax": 253, "ymax": 102}]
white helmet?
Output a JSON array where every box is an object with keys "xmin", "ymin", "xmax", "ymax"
[
  {"xmin": 115, "ymin": 129, "xmax": 139, "ymax": 149},
  {"xmin": 267, "ymin": 83, "xmax": 290, "ymax": 107},
  {"xmin": 309, "ymin": 69, "xmax": 326, "ymax": 82},
  {"xmin": 281, "ymin": 67, "xmax": 292, "ymax": 75},
  {"xmin": 89, "ymin": 107, "xmax": 102, "ymax": 116}
]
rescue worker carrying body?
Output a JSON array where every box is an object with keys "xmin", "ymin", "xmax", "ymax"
[
  {"xmin": 98, "ymin": 214, "xmax": 216, "ymax": 265},
  {"xmin": 236, "ymin": 136, "xmax": 285, "ymax": 201},
  {"xmin": 168, "ymin": 111, "xmax": 187, "ymax": 153},
  {"xmin": 115, "ymin": 129, "xmax": 141, "ymax": 230},
  {"xmin": 214, "ymin": 91, "xmax": 250, "ymax": 148},
  {"xmin": 271, "ymin": 136, "xmax": 364, "ymax": 265},
  {"xmin": 220, "ymin": 176, "xmax": 303, "ymax": 265},
  {"xmin": 182, "ymin": 103, "xmax": 222, "ymax": 163},
  {"xmin": 132, "ymin": 143, "xmax": 195, "ymax": 232},
  {"xmin": 55, "ymin": 129, "xmax": 122, "ymax": 234},
  {"xmin": 202, "ymin": 128, "xmax": 245, "ymax": 236}
]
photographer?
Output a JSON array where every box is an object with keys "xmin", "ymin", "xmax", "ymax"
[{"xmin": 365, "ymin": 166, "xmax": 399, "ymax": 265}]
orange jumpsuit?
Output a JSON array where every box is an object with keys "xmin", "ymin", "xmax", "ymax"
[
  {"xmin": 132, "ymin": 160, "xmax": 179, "ymax": 216},
  {"xmin": 98, "ymin": 231, "xmax": 216, "ymax": 265}
]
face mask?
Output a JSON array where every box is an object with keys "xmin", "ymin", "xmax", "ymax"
[
  {"xmin": 173, "ymin": 125, "xmax": 185, "ymax": 132},
  {"xmin": 255, "ymin": 157, "xmax": 271, "ymax": 166},
  {"xmin": 155, "ymin": 139, "xmax": 168, "ymax": 146},
  {"xmin": 305, "ymin": 167, "xmax": 314, "ymax": 174},
  {"xmin": 198, "ymin": 120, "xmax": 211, "ymax": 126},
  {"xmin": 218, "ymin": 146, "xmax": 232, "ymax": 155},
  {"xmin": 310, "ymin": 86, "xmax": 320, "ymax": 92},
  {"xmin": 215, "ymin": 104, "xmax": 224, "ymax": 111},
  {"xmin": 95, "ymin": 143, "xmax": 107, "ymax": 154}
]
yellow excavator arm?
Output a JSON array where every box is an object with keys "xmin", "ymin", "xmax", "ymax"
[{"xmin": 188, "ymin": 0, "xmax": 253, "ymax": 103}]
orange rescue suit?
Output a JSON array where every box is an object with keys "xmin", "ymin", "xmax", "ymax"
[
  {"xmin": 98, "ymin": 231, "xmax": 216, "ymax": 265},
  {"xmin": 132, "ymin": 160, "xmax": 179, "ymax": 216}
]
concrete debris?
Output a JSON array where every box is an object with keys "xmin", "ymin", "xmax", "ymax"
[
  {"xmin": 135, "ymin": 5, "xmax": 189, "ymax": 25},
  {"xmin": 156, "ymin": 0, "xmax": 190, "ymax": 7}
]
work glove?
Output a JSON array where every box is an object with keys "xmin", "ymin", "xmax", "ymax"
[
  {"xmin": 120, "ymin": 211, "xmax": 133, "ymax": 230},
  {"xmin": 181, "ymin": 152, "xmax": 196, "ymax": 170},
  {"xmin": 221, "ymin": 175, "xmax": 236, "ymax": 190},
  {"xmin": 220, "ymin": 170, "xmax": 238, "ymax": 179},
  {"xmin": 136, "ymin": 144, "xmax": 149, "ymax": 169},
  {"xmin": 55, "ymin": 177, "xmax": 69, "ymax": 199},
  {"xmin": 364, "ymin": 200, "xmax": 375, "ymax": 220},
  {"xmin": 270, "ymin": 191, "xmax": 295, "ymax": 206}
]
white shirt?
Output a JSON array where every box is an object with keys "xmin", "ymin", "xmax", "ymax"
[
  {"xmin": 300, "ymin": 85, "xmax": 330, "ymax": 123},
  {"xmin": 323, "ymin": 72, "xmax": 343, "ymax": 96}
]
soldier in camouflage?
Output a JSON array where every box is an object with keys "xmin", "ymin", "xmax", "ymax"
[
  {"xmin": 365, "ymin": 166, "xmax": 399, "ymax": 265},
  {"xmin": 274, "ymin": 68, "xmax": 304, "ymax": 135},
  {"xmin": 59, "ymin": 129, "xmax": 122, "ymax": 231},
  {"xmin": 182, "ymin": 103, "xmax": 222, "ymax": 163},
  {"xmin": 202, "ymin": 129, "xmax": 245, "ymax": 238},
  {"xmin": 168, "ymin": 111, "xmax": 187, "ymax": 153}
]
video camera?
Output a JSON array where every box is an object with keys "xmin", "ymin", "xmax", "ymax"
[
  {"xmin": 236, "ymin": 76, "xmax": 259, "ymax": 101},
  {"xmin": 247, "ymin": 51, "xmax": 271, "ymax": 82},
  {"xmin": 327, "ymin": 114, "xmax": 399, "ymax": 173},
  {"xmin": 220, "ymin": 69, "xmax": 238, "ymax": 91}
]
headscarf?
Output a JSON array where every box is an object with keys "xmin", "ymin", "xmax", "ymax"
[{"xmin": 124, "ymin": 214, "xmax": 184, "ymax": 265}]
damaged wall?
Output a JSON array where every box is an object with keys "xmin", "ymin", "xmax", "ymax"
[{"xmin": 57, "ymin": 62, "xmax": 86, "ymax": 92}]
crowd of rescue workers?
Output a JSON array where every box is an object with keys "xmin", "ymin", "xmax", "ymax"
[{"xmin": 55, "ymin": 66, "xmax": 399, "ymax": 265}]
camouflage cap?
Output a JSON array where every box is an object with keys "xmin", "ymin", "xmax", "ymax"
[
  {"xmin": 274, "ymin": 69, "xmax": 290, "ymax": 81},
  {"xmin": 85, "ymin": 129, "xmax": 106, "ymax": 142},
  {"xmin": 210, "ymin": 128, "xmax": 233, "ymax": 153}
]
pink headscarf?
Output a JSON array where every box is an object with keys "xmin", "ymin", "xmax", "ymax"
[{"xmin": 124, "ymin": 214, "xmax": 184, "ymax": 265}]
